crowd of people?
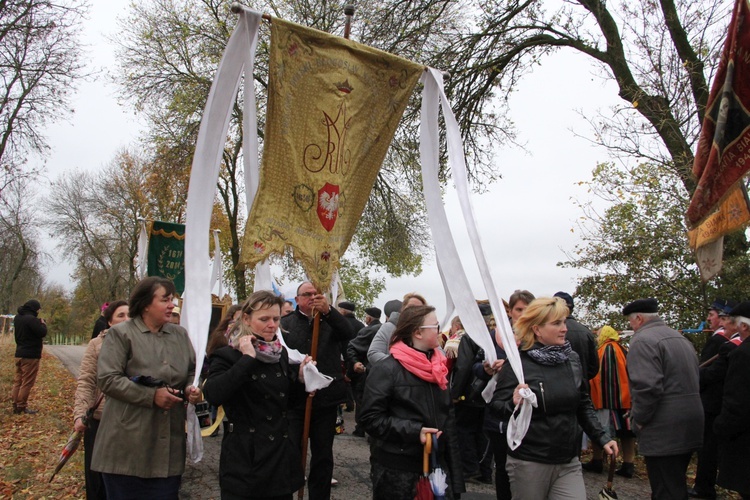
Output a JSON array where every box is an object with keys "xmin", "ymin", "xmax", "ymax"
[{"xmin": 9, "ymin": 279, "xmax": 750, "ymax": 500}]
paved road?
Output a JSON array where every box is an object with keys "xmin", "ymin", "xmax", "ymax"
[{"xmin": 47, "ymin": 344, "xmax": 652, "ymax": 499}]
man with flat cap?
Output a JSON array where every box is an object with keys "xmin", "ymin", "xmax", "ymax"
[{"xmin": 624, "ymin": 298, "xmax": 703, "ymax": 499}]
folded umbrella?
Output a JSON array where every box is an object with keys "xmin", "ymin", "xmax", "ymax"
[
  {"xmin": 429, "ymin": 433, "xmax": 447, "ymax": 500},
  {"xmin": 49, "ymin": 429, "xmax": 82, "ymax": 483},
  {"xmin": 416, "ymin": 435, "xmax": 434, "ymax": 500},
  {"xmin": 49, "ymin": 393, "xmax": 103, "ymax": 483},
  {"xmin": 598, "ymin": 454, "xmax": 618, "ymax": 500}
]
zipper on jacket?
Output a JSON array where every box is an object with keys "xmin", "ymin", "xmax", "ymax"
[{"xmin": 539, "ymin": 382, "xmax": 547, "ymax": 413}]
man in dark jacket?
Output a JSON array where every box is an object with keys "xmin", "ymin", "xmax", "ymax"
[
  {"xmin": 12, "ymin": 299, "xmax": 47, "ymax": 414},
  {"xmin": 713, "ymin": 301, "xmax": 750, "ymax": 499},
  {"xmin": 554, "ymin": 292, "xmax": 598, "ymax": 382},
  {"xmin": 282, "ymin": 282, "xmax": 354, "ymax": 500},
  {"xmin": 345, "ymin": 306, "xmax": 382, "ymax": 437}
]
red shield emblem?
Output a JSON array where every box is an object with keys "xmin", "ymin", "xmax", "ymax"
[{"xmin": 317, "ymin": 183, "xmax": 340, "ymax": 232}]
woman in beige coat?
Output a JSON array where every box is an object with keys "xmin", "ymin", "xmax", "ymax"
[{"xmin": 74, "ymin": 300, "xmax": 129, "ymax": 499}]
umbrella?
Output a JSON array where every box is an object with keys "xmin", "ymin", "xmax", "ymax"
[
  {"xmin": 429, "ymin": 433, "xmax": 448, "ymax": 499},
  {"xmin": 598, "ymin": 454, "xmax": 618, "ymax": 500},
  {"xmin": 49, "ymin": 429, "xmax": 82, "ymax": 483},
  {"xmin": 49, "ymin": 393, "xmax": 103, "ymax": 483},
  {"xmin": 416, "ymin": 435, "xmax": 434, "ymax": 500}
]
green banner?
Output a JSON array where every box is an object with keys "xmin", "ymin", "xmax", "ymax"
[{"xmin": 147, "ymin": 221, "xmax": 186, "ymax": 294}]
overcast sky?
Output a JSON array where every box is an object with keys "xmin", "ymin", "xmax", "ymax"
[{"xmin": 36, "ymin": 0, "xmax": 622, "ymax": 319}]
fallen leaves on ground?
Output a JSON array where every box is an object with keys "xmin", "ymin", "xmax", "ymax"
[{"xmin": 0, "ymin": 335, "xmax": 84, "ymax": 499}]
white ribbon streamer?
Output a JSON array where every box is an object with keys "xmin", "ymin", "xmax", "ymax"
[
  {"xmin": 420, "ymin": 68, "xmax": 529, "ymax": 449},
  {"xmin": 507, "ymin": 387, "xmax": 538, "ymax": 450},
  {"xmin": 136, "ymin": 219, "xmax": 148, "ymax": 279},
  {"xmin": 209, "ymin": 229, "xmax": 223, "ymax": 296},
  {"xmin": 183, "ymin": 9, "xmax": 262, "ymax": 462}
]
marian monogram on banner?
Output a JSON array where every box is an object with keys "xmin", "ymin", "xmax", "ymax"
[{"xmin": 239, "ymin": 17, "xmax": 423, "ymax": 288}]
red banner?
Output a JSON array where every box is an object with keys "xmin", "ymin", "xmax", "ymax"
[{"xmin": 687, "ymin": 0, "xmax": 750, "ymax": 228}]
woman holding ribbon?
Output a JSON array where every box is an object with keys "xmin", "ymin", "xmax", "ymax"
[{"xmin": 490, "ymin": 297, "xmax": 617, "ymax": 499}]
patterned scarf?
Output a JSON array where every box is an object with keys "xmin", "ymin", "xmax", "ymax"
[
  {"xmin": 526, "ymin": 340, "xmax": 572, "ymax": 366},
  {"xmin": 253, "ymin": 336, "xmax": 283, "ymax": 364},
  {"xmin": 390, "ymin": 341, "xmax": 448, "ymax": 390}
]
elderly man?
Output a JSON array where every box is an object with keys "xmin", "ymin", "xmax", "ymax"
[
  {"xmin": 713, "ymin": 301, "xmax": 750, "ymax": 499},
  {"xmin": 282, "ymin": 282, "xmax": 354, "ymax": 499},
  {"xmin": 625, "ymin": 298, "xmax": 703, "ymax": 500}
]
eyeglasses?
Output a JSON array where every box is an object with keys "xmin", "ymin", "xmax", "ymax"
[
  {"xmin": 298, "ymin": 292, "xmax": 316, "ymax": 298},
  {"xmin": 419, "ymin": 323, "xmax": 440, "ymax": 331}
]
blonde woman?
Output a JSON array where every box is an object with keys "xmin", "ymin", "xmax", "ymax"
[{"xmin": 490, "ymin": 297, "xmax": 617, "ymax": 499}]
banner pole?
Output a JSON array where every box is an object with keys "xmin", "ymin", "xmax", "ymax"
[{"xmin": 297, "ymin": 308, "xmax": 321, "ymax": 500}]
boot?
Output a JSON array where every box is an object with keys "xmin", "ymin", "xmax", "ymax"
[
  {"xmin": 615, "ymin": 462, "xmax": 634, "ymax": 478},
  {"xmin": 581, "ymin": 459, "xmax": 603, "ymax": 473}
]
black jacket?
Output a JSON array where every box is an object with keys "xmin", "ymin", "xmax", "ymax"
[
  {"xmin": 700, "ymin": 339, "xmax": 738, "ymax": 415},
  {"xmin": 360, "ymin": 353, "xmax": 465, "ymax": 495},
  {"xmin": 281, "ymin": 307, "xmax": 354, "ymax": 409},
  {"xmin": 203, "ymin": 346, "xmax": 305, "ymax": 496},
  {"xmin": 450, "ymin": 334, "xmax": 487, "ymax": 407},
  {"xmin": 490, "ymin": 346, "xmax": 609, "ymax": 464},
  {"xmin": 714, "ymin": 338, "xmax": 750, "ymax": 494},
  {"xmin": 700, "ymin": 332, "xmax": 729, "ymax": 363},
  {"xmin": 565, "ymin": 316, "xmax": 599, "ymax": 382},
  {"xmin": 14, "ymin": 304, "xmax": 47, "ymax": 359}
]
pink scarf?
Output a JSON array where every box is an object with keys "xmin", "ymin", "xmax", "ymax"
[{"xmin": 390, "ymin": 341, "xmax": 448, "ymax": 390}]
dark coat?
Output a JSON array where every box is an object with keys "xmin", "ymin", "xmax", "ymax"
[
  {"xmin": 700, "ymin": 331, "xmax": 729, "ymax": 363},
  {"xmin": 450, "ymin": 334, "xmax": 486, "ymax": 407},
  {"xmin": 14, "ymin": 303, "xmax": 47, "ymax": 359},
  {"xmin": 360, "ymin": 353, "xmax": 465, "ymax": 495},
  {"xmin": 92, "ymin": 315, "xmax": 108, "ymax": 340},
  {"xmin": 342, "ymin": 312, "xmax": 365, "ymax": 336},
  {"xmin": 346, "ymin": 320, "xmax": 381, "ymax": 369},
  {"xmin": 699, "ymin": 339, "xmax": 738, "ymax": 415},
  {"xmin": 714, "ymin": 338, "xmax": 750, "ymax": 495},
  {"xmin": 281, "ymin": 307, "xmax": 354, "ymax": 409},
  {"xmin": 564, "ymin": 316, "xmax": 599, "ymax": 382},
  {"xmin": 490, "ymin": 347, "xmax": 609, "ymax": 464},
  {"xmin": 203, "ymin": 346, "xmax": 305, "ymax": 497},
  {"xmin": 627, "ymin": 318, "xmax": 703, "ymax": 456}
]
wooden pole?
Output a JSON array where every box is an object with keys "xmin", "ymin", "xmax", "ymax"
[
  {"xmin": 344, "ymin": 4, "xmax": 355, "ymax": 39},
  {"xmin": 297, "ymin": 303, "xmax": 322, "ymax": 500}
]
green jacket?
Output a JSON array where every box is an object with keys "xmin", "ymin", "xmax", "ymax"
[{"xmin": 91, "ymin": 317, "xmax": 195, "ymax": 478}]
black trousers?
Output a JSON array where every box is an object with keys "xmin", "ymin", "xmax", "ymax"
[
  {"xmin": 693, "ymin": 413, "xmax": 718, "ymax": 496},
  {"xmin": 488, "ymin": 430, "xmax": 512, "ymax": 500},
  {"xmin": 101, "ymin": 473, "xmax": 181, "ymax": 500},
  {"xmin": 644, "ymin": 453, "xmax": 692, "ymax": 500},
  {"xmin": 456, "ymin": 404, "xmax": 492, "ymax": 478},
  {"xmin": 288, "ymin": 404, "xmax": 338, "ymax": 500},
  {"xmin": 83, "ymin": 419, "xmax": 106, "ymax": 500}
]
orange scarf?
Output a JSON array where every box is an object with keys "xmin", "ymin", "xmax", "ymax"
[{"xmin": 390, "ymin": 341, "xmax": 448, "ymax": 390}]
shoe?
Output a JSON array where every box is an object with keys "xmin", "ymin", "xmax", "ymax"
[
  {"xmin": 13, "ymin": 408, "xmax": 37, "ymax": 415},
  {"xmin": 465, "ymin": 473, "xmax": 482, "ymax": 484},
  {"xmin": 352, "ymin": 428, "xmax": 365, "ymax": 437},
  {"xmin": 331, "ymin": 478, "xmax": 339, "ymax": 486},
  {"xmin": 615, "ymin": 462, "xmax": 634, "ymax": 479},
  {"xmin": 478, "ymin": 476, "xmax": 493, "ymax": 485},
  {"xmin": 687, "ymin": 488, "xmax": 716, "ymax": 499},
  {"xmin": 581, "ymin": 459, "xmax": 603, "ymax": 473}
]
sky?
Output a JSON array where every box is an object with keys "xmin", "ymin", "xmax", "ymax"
[{"xmin": 36, "ymin": 0, "xmax": 623, "ymax": 319}]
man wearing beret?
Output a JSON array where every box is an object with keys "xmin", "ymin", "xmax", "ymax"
[
  {"xmin": 712, "ymin": 301, "xmax": 750, "ymax": 499},
  {"xmin": 624, "ymin": 298, "xmax": 703, "ymax": 499}
]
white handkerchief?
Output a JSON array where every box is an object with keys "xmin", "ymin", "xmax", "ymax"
[{"xmin": 303, "ymin": 363, "xmax": 333, "ymax": 392}]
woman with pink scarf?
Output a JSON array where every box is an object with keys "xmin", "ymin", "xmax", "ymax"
[{"xmin": 360, "ymin": 305, "xmax": 465, "ymax": 499}]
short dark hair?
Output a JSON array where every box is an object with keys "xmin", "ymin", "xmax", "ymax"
[
  {"xmin": 103, "ymin": 300, "xmax": 128, "ymax": 325},
  {"xmin": 128, "ymin": 277, "xmax": 176, "ymax": 318},
  {"xmin": 390, "ymin": 305, "xmax": 436, "ymax": 348},
  {"xmin": 509, "ymin": 290, "xmax": 535, "ymax": 309}
]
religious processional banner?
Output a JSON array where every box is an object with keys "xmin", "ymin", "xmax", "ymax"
[
  {"xmin": 147, "ymin": 220, "xmax": 186, "ymax": 294},
  {"xmin": 239, "ymin": 17, "xmax": 424, "ymax": 289},
  {"xmin": 687, "ymin": 0, "xmax": 750, "ymax": 229}
]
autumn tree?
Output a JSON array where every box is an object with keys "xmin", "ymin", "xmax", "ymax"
[
  {"xmin": 0, "ymin": 0, "xmax": 87, "ymax": 188},
  {"xmin": 439, "ymin": 0, "xmax": 750, "ymax": 316},
  {"xmin": 45, "ymin": 150, "xmax": 152, "ymax": 308},
  {"xmin": 0, "ymin": 181, "xmax": 42, "ymax": 313}
]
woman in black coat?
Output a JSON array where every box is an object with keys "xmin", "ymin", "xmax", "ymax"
[
  {"xmin": 360, "ymin": 305, "xmax": 464, "ymax": 500},
  {"xmin": 491, "ymin": 297, "xmax": 617, "ymax": 499},
  {"xmin": 203, "ymin": 291, "xmax": 311, "ymax": 500}
]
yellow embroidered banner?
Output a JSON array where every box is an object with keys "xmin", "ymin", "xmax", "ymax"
[{"xmin": 240, "ymin": 17, "xmax": 424, "ymax": 288}]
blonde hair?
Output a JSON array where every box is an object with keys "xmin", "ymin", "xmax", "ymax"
[
  {"xmin": 401, "ymin": 292, "xmax": 427, "ymax": 311},
  {"xmin": 514, "ymin": 297, "xmax": 569, "ymax": 350}
]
